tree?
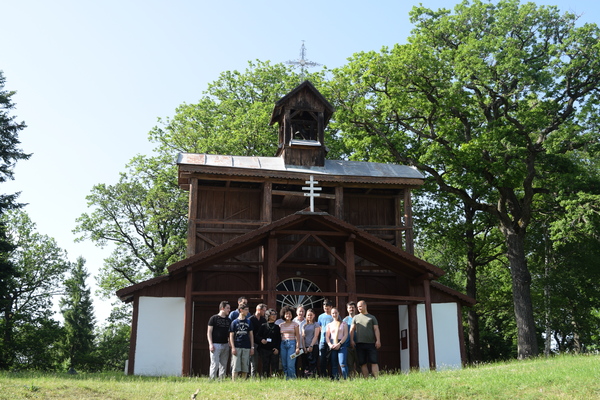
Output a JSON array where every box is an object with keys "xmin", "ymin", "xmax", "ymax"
[
  {"xmin": 0, "ymin": 210, "xmax": 70, "ymax": 369},
  {"xmin": 149, "ymin": 60, "xmax": 329, "ymax": 160},
  {"xmin": 59, "ymin": 257, "xmax": 96, "ymax": 371},
  {"xmin": 0, "ymin": 70, "xmax": 31, "ymax": 369},
  {"xmin": 75, "ymin": 155, "xmax": 188, "ymax": 295},
  {"xmin": 413, "ymin": 185, "xmax": 505, "ymax": 362},
  {"xmin": 330, "ymin": 0, "xmax": 600, "ymax": 358}
]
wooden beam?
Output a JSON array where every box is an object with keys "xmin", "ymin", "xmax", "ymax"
[
  {"xmin": 262, "ymin": 181, "xmax": 272, "ymax": 224},
  {"xmin": 404, "ymin": 189, "xmax": 414, "ymax": 254},
  {"xmin": 276, "ymin": 234, "xmax": 311, "ymax": 267},
  {"xmin": 423, "ymin": 277, "xmax": 436, "ymax": 370},
  {"xmin": 266, "ymin": 236, "xmax": 278, "ymax": 309},
  {"xmin": 127, "ymin": 294, "xmax": 140, "ymax": 375},
  {"xmin": 345, "ymin": 238, "xmax": 357, "ymax": 303},
  {"xmin": 186, "ymin": 178, "xmax": 198, "ymax": 257},
  {"xmin": 182, "ymin": 268, "xmax": 193, "ymax": 376},
  {"xmin": 408, "ymin": 303, "xmax": 419, "ymax": 369}
]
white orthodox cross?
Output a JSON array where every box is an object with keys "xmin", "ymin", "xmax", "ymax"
[
  {"xmin": 302, "ymin": 175, "xmax": 321, "ymax": 212},
  {"xmin": 286, "ymin": 41, "xmax": 321, "ymax": 80}
]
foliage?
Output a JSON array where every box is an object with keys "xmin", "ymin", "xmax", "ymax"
[
  {"xmin": 330, "ymin": 0, "xmax": 600, "ymax": 358},
  {"xmin": 0, "ymin": 210, "xmax": 70, "ymax": 370},
  {"xmin": 74, "ymin": 155, "xmax": 188, "ymax": 296},
  {"xmin": 59, "ymin": 257, "xmax": 96, "ymax": 371},
  {"xmin": 0, "ymin": 71, "xmax": 31, "ymax": 370},
  {"xmin": 0, "ymin": 354, "xmax": 599, "ymax": 400},
  {"xmin": 0, "ymin": 70, "xmax": 30, "ymax": 209},
  {"xmin": 148, "ymin": 60, "xmax": 332, "ymax": 159},
  {"xmin": 93, "ymin": 320, "xmax": 130, "ymax": 372}
]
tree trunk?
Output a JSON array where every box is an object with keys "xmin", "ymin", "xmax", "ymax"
[
  {"xmin": 503, "ymin": 229, "xmax": 539, "ymax": 359},
  {"xmin": 464, "ymin": 206, "xmax": 481, "ymax": 363},
  {"xmin": 466, "ymin": 258, "xmax": 481, "ymax": 363}
]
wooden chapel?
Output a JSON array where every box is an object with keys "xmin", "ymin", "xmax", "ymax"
[{"xmin": 117, "ymin": 81, "xmax": 475, "ymax": 376}]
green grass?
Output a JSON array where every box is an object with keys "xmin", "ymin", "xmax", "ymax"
[{"xmin": 1, "ymin": 354, "xmax": 599, "ymax": 399}]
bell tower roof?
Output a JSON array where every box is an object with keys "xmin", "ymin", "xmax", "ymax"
[{"xmin": 269, "ymin": 81, "xmax": 334, "ymax": 167}]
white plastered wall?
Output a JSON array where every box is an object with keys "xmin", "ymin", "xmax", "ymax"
[
  {"xmin": 134, "ymin": 297, "xmax": 186, "ymax": 376},
  {"xmin": 398, "ymin": 303, "xmax": 462, "ymax": 372}
]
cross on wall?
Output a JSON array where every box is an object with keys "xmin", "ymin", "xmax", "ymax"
[{"xmin": 302, "ymin": 175, "xmax": 321, "ymax": 212}]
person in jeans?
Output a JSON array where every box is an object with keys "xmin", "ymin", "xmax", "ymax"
[
  {"xmin": 279, "ymin": 305, "xmax": 300, "ymax": 379},
  {"xmin": 343, "ymin": 301, "xmax": 359, "ymax": 377},
  {"xmin": 326, "ymin": 307, "xmax": 349, "ymax": 380},
  {"xmin": 206, "ymin": 301, "xmax": 231, "ymax": 379}
]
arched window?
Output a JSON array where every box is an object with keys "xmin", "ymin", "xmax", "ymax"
[{"xmin": 276, "ymin": 278, "xmax": 323, "ymax": 310}]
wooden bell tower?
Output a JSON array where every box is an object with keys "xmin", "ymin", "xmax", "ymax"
[{"xmin": 270, "ymin": 80, "xmax": 334, "ymax": 166}]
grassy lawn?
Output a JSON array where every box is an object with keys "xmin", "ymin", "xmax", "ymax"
[{"xmin": 1, "ymin": 354, "xmax": 598, "ymax": 400}]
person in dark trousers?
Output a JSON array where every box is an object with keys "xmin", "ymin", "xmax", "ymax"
[
  {"xmin": 249, "ymin": 303, "xmax": 267, "ymax": 377},
  {"xmin": 256, "ymin": 308, "xmax": 281, "ymax": 378}
]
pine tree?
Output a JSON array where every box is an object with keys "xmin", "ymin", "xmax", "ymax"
[
  {"xmin": 60, "ymin": 257, "xmax": 96, "ymax": 371},
  {"xmin": 0, "ymin": 70, "xmax": 31, "ymax": 369}
]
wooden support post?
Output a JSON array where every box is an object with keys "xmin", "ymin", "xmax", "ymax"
[
  {"xmin": 127, "ymin": 294, "xmax": 139, "ymax": 375},
  {"xmin": 182, "ymin": 268, "xmax": 193, "ymax": 376},
  {"xmin": 345, "ymin": 238, "xmax": 356, "ymax": 303},
  {"xmin": 408, "ymin": 303, "xmax": 419, "ymax": 370},
  {"xmin": 394, "ymin": 195, "xmax": 403, "ymax": 250},
  {"xmin": 404, "ymin": 189, "xmax": 414, "ymax": 254},
  {"xmin": 186, "ymin": 178, "xmax": 198, "ymax": 257},
  {"xmin": 262, "ymin": 181, "xmax": 272, "ymax": 224},
  {"xmin": 456, "ymin": 303, "xmax": 467, "ymax": 366},
  {"xmin": 423, "ymin": 277, "xmax": 436, "ymax": 370},
  {"xmin": 266, "ymin": 236, "xmax": 278, "ymax": 309},
  {"xmin": 335, "ymin": 186, "xmax": 343, "ymax": 219}
]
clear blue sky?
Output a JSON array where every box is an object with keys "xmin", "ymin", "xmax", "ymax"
[{"xmin": 1, "ymin": 0, "xmax": 597, "ymax": 322}]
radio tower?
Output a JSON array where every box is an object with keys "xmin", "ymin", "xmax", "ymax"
[{"xmin": 286, "ymin": 41, "xmax": 321, "ymax": 80}]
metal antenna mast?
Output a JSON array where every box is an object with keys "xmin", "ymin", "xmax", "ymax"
[{"xmin": 286, "ymin": 40, "xmax": 321, "ymax": 80}]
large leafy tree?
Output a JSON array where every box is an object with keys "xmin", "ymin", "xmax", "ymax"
[
  {"xmin": 330, "ymin": 0, "xmax": 600, "ymax": 358},
  {"xmin": 59, "ymin": 256, "xmax": 96, "ymax": 371},
  {"xmin": 0, "ymin": 210, "xmax": 70, "ymax": 369},
  {"xmin": 75, "ymin": 155, "xmax": 188, "ymax": 295}
]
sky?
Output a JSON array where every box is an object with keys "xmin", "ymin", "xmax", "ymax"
[{"xmin": 2, "ymin": 0, "xmax": 598, "ymax": 324}]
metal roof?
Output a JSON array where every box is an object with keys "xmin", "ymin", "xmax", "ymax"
[{"xmin": 177, "ymin": 153, "xmax": 424, "ymax": 180}]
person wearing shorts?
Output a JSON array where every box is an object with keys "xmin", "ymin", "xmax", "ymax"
[
  {"xmin": 350, "ymin": 300, "xmax": 381, "ymax": 378},
  {"xmin": 229, "ymin": 304, "xmax": 254, "ymax": 380}
]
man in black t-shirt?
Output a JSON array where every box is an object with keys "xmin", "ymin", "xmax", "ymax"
[{"xmin": 207, "ymin": 301, "xmax": 231, "ymax": 379}]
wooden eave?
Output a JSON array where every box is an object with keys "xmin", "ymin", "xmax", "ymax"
[
  {"xmin": 431, "ymin": 281, "xmax": 477, "ymax": 307},
  {"xmin": 269, "ymin": 80, "xmax": 335, "ymax": 126},
  {"xmin": 177, "ymin": 165, "xmax": 424, "ymax": 190}
]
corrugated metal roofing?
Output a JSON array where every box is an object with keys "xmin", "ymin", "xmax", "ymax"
[{"xmin": 177, "ymin": 153, "xmax": 424, "ymax": 180}]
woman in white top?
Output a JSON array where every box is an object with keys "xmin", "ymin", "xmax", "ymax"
[{"xmin": 325, "ymin": 307, "xmax": 349, "ymax": 379}]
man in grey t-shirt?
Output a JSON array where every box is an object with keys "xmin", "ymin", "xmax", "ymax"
[{"xmin": 350, "ymin": 300, "xmax": 381, "ymax": 378}]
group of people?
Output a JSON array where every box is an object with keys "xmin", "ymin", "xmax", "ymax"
[{"xmin": 207, "ymin": 296, "xmax": 381, "ymax": 380}]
